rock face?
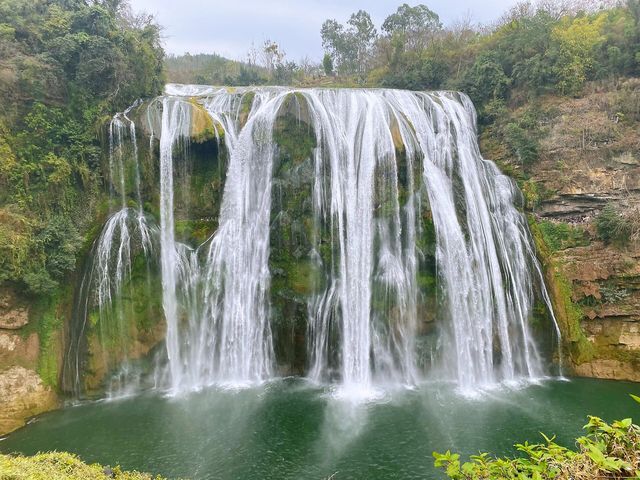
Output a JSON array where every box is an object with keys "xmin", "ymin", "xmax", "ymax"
[
  {"xmin": 504, "ymin": 80, "xmax": 640, "ymax": 381},
  {"xmin": 0, "ymin": 287, "xmax": 60, "ymax": 435},
  {"xmin": 532, "ymin": 79, "xmax": 640, "ymax": 222},
  {"xmin": 0, "ymin": 288, "xmax": 29, "ymax": 330},
  {"xmin": 0, "ymin": 366, "xmax": 58, "ymax": 435},
  {"xmin": 574, "ymin": 359, "xmax": 640, "ymax": 382},
  {"xmin": 0, "ymin": 332, "xmax": 39, "ymax": 369}
]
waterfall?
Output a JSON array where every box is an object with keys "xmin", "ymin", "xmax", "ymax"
[
  {"xmin": 70, "ymin": 85, "xmax": 561, "ymax": 397},
  {"xmin": 157, "ymin": 90, "xmax": 281, "ymax": 391},
  {"xmin": 63, "ymin": 103, "xmax": 157, "ymax": 397}
]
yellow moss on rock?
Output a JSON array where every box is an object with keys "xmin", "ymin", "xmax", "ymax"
[{"xmin": 187, "ymin": 98, "xmax": 223, "ymax": 144}]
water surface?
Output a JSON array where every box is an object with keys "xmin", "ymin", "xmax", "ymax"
[{"xmin": 2, "ymin": 378, "xmax": 638, "ymax": 479}]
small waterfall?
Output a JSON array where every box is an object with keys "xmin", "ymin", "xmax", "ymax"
[
  {"xmin": 69, "ymin": 85, "xmax": 562, "ymax": 398},
  {"xmin": 63, "ymin": 104, "xmax": 158, "ymax": 397}
]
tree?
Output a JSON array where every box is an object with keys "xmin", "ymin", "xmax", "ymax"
[
  {"xmin": 321, "ymin": 10, "xmax": 377, "ymax": 78},
  {"xmin": 261, "ymin": 39, "xmax": 285, "ymax": 74},
  {"xmin": 459, "ymin": 52, "xmax": 511, "ymax": 105},
  {"xmin": 322, "ymin": 53, "xmax": 334, "ymax": 76},
  {"xmin": 551, "ymin": 14, "xmax": 606, "ymax": 95},
  {"xmin": 382, "ymin": 3, "xmax": 442, "ymax": 51}
]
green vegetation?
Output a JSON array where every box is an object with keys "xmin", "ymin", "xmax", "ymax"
[
  {"xmin": 0, "ymin": 452, "xmax": 167, "ymax": 480},
  {"xmin": 596, "ymin": 203, "xmax": 640, "ymax": 247},
  {"xmin": 0, "ymin": 0, "xmax": 164, "ymax": 298},
  {"xmin": 315, "ymin": 1, "xmax": 640, "ymax": 101},
  {"xmin": 165, "ymin": 52, "xmax": 262, "ymax": 86},
  {"xmin": 537, "ymin": 220, "xmax": 589, "ymax": 252},
  {"xmin": 434, "ymin": 396, "xmax": 640, "ymax": 479},
  {"xmin": 528, "ymin": 217, "xmax": 594, "ymax": 364}
]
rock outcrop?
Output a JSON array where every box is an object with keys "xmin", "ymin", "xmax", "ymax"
[
  {"xmin": 0, "ymin": 288, "xmax": 60, "ymax": 435},
  {"xmin": 500, "ymin": 80, "xmax": 640, "ymax": 381},
  {"xmin": 0, "ymin": 366, "xmax": 58, "ymax": 435},
  {"xmin": 0, "ymin": 288, "xmax": 29, "ymax": 330}
]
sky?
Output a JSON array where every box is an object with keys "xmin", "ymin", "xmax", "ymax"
[{"xmin": 128, "ymin": 0, "xmax": 523, "ymax": 62}]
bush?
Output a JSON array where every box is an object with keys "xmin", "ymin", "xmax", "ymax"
[
  {"xmin": 503, "ymin": 122, "xmax": 539, "ymax": 166},
  {"xmin": 595, "ymin": 203, "xmax": 639, "ymax": 246},
  {"xmin": 434, "ymin": 395, "xmax": 640, "ymax": 479}
]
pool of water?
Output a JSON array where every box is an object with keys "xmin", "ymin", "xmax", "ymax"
[{"xmin": 1, "ymin": 377, "xmax": 639, "ymax": 479}]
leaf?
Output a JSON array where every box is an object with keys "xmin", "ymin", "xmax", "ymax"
[
  {"xmin": 612, "ymin": 418, "xmax": 632, "ymax": 429},
  {"xmin": 631, "ymin": 394, "xmax": 640, "ymax": 405}
]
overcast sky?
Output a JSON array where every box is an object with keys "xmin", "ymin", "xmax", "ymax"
[{"xmin": 128, "ymin": 0, "xmax": 523, "ymax": 62}]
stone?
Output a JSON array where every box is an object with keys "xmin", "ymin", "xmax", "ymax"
[
  {"xmin": 574, "ymin": 359, "xmax": 640, "ymax": 383},
  {"xmin": 0, "ymin": 366, "xmax": 58, "ymax": 435},
  {"xmin": 0, "ymin": 331, "xmax": 39, "ymax": 369},
  {"xmin": 0, "ymin": 289, "xmax": 29, "ymax": 330},
  {"xmin": 619, "ymin": 322, "xmax": 640, "ymax": 349}
]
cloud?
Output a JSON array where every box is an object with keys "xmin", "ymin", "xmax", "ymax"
[{"xmin": 129, "ymin": 0, "xmax": 522, "ymax": 62}]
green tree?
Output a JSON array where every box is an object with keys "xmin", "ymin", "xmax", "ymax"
[
  {"xmin": 551, "ymin": 14, "xmax": 606, "ymax": 96},
  {"xmin": 459, "ymin": 52, "xmax": 511, "ymax": 105},
  {"xmin": 381, "ymin": 3, "xmax": 442, "ymax": 51},
  {"xmin": 322, "ymin": 53, "xmax": 334, "ymax": 76},
  {"xmin": 321, "ymin": 10, "xmax": 377, "ymax": 78}
]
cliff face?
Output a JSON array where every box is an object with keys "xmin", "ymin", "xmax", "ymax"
[
  {"xmin": 484, "ymin": 78, "xmax": 640, "ymax": 381},
  {"xmin": 0, "ymin": 288, "xmax": 60, "ymax": 434}
]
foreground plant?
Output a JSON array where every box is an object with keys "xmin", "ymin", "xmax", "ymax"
[
  {"xmin": 433, "ymin": 395, "xmax": 640, "ymax": 479},
  {"xmin": 0, "ymin": 452, "xmax": 167, "ymax": 480}
]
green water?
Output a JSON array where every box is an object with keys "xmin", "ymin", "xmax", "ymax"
[{"xmin": 1, "ymin": 378, "xmax": 638, "ymax": 479}]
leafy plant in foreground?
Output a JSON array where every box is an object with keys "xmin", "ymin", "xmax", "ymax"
[{"xmin": 434, "ymin": 395, "xmax": 640, "ymax": 479}]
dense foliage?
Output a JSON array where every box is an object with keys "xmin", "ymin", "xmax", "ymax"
[
  {"xmin": 0, "ymin": 0, "xmax": 164, "ymax": 296},
  {"xmin": 434, "ymin": 395, "xmax": 640, "ymax": 479}
]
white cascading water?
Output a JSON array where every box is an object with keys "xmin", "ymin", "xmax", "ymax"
[
  {"xmin": 65, "ymin": 105, "xmax": 157, "ymax": 397},
  {"xmin": 386, "ymin": 91, "xmax": 545, "ymax": 390},
  {"xmin": 87, "ymin": 85, "xmax": 560, "ymax": 397},
  {"xmin": 156, "ymin": 88, "xmax": 284, "ymax": 392}
]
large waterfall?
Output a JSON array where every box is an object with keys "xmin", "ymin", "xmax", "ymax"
[{"xmin": 65, "ymin": 85, "xmax": 560, "ymax": 397}]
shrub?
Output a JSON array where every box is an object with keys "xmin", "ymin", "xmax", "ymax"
[
  {"xmin": 434, "ymin": 395, "xmax": 640, "ymax": 479},
  {"xmin": 595, "ymin": 203, "xmax": 640, "ymax": 246},
  {"xmin": 503, "ymin": 122, "xmax": 539, "ymax": 166},
  {"xmin": 0, "ymin": 451, "xmax": 167, "ymax": 480}
]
